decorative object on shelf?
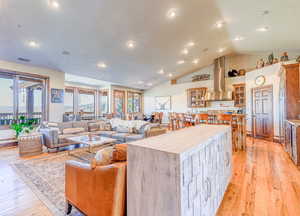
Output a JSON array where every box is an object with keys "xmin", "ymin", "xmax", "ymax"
[
  {"xmin": 155, "ymin": 96, "xmax": 171, "ymax": 111},
  {"xmin": 228, "ymin": 69, "xmax": 238, "ymax": 77},
  {"xmin": 255, "ymin": 75, "xmax": 266, "ymax": 86},
  {"xmin": 233, "ymin": 83, "xmax": 245, "ymax": 107},
  {"xmin": 238, "ymin": 69, "xmax": 246, "ymax": 76},
  {"xmin": 256, "ymin": 59, "xmax": 265, "ymax": 69},
  {"xmin": 51, "ymin": 88, "xmax": 64, "ymax": 103},
  {"xmin": 296, "ymin": 56, "xmax": 300, "ymax": 63},
  {"xmin": 268, "ymin": 53, "xmax": 274, "ymax": 65},
  {"xmin": 187, "ymin": 87, "xmax": 207, "ymax": 108},
  {"xmin": 273, "ymin": 58, "xmax": 279, "ymax": 64},
  {"xmin": 280, "ymin": 52, "xmax": 289, "ymax": 62},
  {"xmin": 192, "ymin": 74, "xmax": 210, "ymax": 82}
]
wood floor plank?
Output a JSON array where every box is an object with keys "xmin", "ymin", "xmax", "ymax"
[{"xmin": 1, "ymin": 138, "xmax": 300, "ymax": 216}]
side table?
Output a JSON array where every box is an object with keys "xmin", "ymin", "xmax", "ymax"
[{"xmin": 18, "ymin": 133, "xmax": 43, "ymax": 157}]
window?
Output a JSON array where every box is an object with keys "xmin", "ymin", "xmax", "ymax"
[
  {"xmin": 113, "ymin": 90, "xmax": 125, "ymax": 115},
  {"xmin": 127, "ymin": 92, "xmax": 142, "ymax": 113},
  {"xmin": 99, "ymin": 90, "xmax": 109, "ymax": 114},
  {"xmin": 64, "ymin": 89, "xmax": 74, "ymax": 113},
  {"xmin": 0, "ymin": 72, "xmax": 47, "ymax": 125},
  {"xmin": 79, "ymin": 90, "xmax": 95, "ymax": 114}
]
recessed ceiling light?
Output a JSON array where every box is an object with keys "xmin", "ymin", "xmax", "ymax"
[
  {"xmin": 182, "ymin": 49, "xmax": 189, "ymax": 55},
  {"xmin": 27, "ymin": 41, "xmax": 39, "ymax": 48},
  {"xmin": 138, "ymin": 81, "xmax": 144, "ymax": 84},
  {"xmin": 168, "ymin": 73, "xmax": 173, "ymax": 77},
  {"xmin": 147, "ymin": 83, "xmax": 153, "ymax": 87},
  {"xmin": 192, "ymin": 59, "xmax": 199, "ymax": 64},
  {"xmin": 218, "ymin": 48, "xmax": 225, "ymax": 53},
  {"xmin": 167, "ymin": 8, "xmax": 177, "ymax": 19},
  {"xmin": 126, "ymin": 40, "xmax": 136, "ymax": 49},
  {"xmin": 234, "ymin": 36, "xmax": 245, "ymax": 41},
  {"xmin": 48, "ymin": 0, "xmax": 60, "ymax": 9},
  {"xmin": 256, "ymin": 26, "xmax": 269, "ymax": 32},
  {"xmin": 186, "ymin": 41, "xmax": 195, "ymax": 47},
  {"xmin": 177, "ymin": 60, "xmax": 185, "ymax": 65},
  {"xmin": 97, "ymin": 62, "xmax": 107, "ymax": 68},
  {"xmin": 215, "ymin": 21, "xmax": 225, "ymax": 28},
  {"xmin": 158, "ymin": 69, "xmax": 165, "ymax": 75}
]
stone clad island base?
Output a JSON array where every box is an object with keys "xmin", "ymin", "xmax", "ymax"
[{"xmin": 127, "ymin": 125, "xmax": 232, "ymax": 216}]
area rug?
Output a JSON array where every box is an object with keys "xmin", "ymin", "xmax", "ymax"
[{"xmin": 11, "ymin": 150, "xmax": 95, "ymax": 216}]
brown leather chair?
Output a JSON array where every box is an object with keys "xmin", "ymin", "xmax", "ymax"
[{"xmin": 65, "ymin": 161, "xmax": 127, "ymax": 216}]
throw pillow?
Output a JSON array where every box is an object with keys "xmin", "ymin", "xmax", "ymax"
[
  {"xmin": 94, "ymin": 146, "xmax": 114, "ymax": 166},
  {"xmin": 112, "ymin": 144, "xmax": 127, "ymax": 162},
  {"xmin": 104, "ymin": 123, "xmax": 112, "ymax": 131},
  {"xmin": 88, "ymin": 122, "xmax": 100, "ymax": 132}
]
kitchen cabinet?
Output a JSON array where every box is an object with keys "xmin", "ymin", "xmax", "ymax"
[
  {"xmin": 233, "ymin": 83, "xmax": 245, "ymax": 107},
  {"xmin": 187, "ymin": 87, "xmax": 207, "ymax": 108}
]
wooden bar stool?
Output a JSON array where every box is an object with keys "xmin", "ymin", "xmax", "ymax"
[{"xmin": 197, "ymin": 113, "xmax": 209, "ymax": 124}]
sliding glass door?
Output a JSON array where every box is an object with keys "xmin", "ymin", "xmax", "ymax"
[
  {"xmin": 0, "ymin": 74, "xmax": 14, "ymax": 125},
  {"xmin": 0, "ymin": 71, "xmax": 48, "ymax": 126}
]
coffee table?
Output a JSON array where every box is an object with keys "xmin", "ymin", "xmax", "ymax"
[{"xmin": 66, "ymin": 135, "xmax": 117, "ymax": 159}]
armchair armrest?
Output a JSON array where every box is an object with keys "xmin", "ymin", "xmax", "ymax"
[
  {"xmin": 39, "ymin": 127, "xmax": 59, "ymax": 148},
  {"xmin": 65, "ymin": 160, "xmax": 126, "ymax": 216}
]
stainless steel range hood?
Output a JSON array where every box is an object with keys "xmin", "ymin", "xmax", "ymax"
[{"xmin": 205, "ymin": 56, "xmax": 233, "ymax": 101}]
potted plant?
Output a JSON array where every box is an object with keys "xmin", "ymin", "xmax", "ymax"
[{"xmin": 11, "ymin": 116, "xmax": 38, "ymax": 137}]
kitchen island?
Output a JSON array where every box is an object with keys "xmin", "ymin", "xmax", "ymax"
[{"xmin": 127, "ymin": 124, "xmax": 232, "ymax": 216}]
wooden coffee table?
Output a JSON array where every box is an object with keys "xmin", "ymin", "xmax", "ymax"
[{"xmin": 66, "ymin": 135, "xmax": 117, "ymax": 159}]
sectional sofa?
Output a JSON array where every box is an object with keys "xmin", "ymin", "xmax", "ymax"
[{"xmin": 40, "ymin": 118, "xmax": 166, "ymax": 150}]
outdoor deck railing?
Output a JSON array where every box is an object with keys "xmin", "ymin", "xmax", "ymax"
[{"xmin": 0, "ymin": 112, "xmax": 43, "ymax": 125}]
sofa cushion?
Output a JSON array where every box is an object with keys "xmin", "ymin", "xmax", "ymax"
[
  {"xmin": 63, "ymin": 127, "xmax": 85, "ymax": 135},
  {"xmin": 94, "ymin": 146, "xmax": 114, "ymax": 166},
  {"xmin": 72, "ymin": 121, "xmax": 88, "ymax": 132},
  {"xmin": 111, "ymin": 133, "xmax": 129, "ymax": 143},
  {"xmin": 125, "ymin": 134, "xmax": 144, "ymax": 143},
  {"xmin": 98, "ymin": 131, "xmax": 116, "ymax": 138},
  {"xmin": 112, "ymin": 144, "xmax": 127, "ymax": 162},
  {"xmin": 116, "ymin": 126, "xmax": 133, "ymax": 133},
  {"xmin": 88, "ymin": 122, "xmax": 100, "ymax": 132}
]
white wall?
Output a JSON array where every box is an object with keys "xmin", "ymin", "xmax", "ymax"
[
  {"xmin": 0, "ymin": 60, "xmax": 65, "ymax": 122},
  {"xmin": 245, "ymin": 63, "xmax": 282, "ymax": 137}
]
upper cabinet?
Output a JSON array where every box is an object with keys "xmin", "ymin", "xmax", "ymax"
[
  {"xmin": 187, "ymin": 87, "xmax": 207, "ymax": 108},
  {"xmin": 233, "ymin": 83, "xmax": 245, "ymax": 107}
]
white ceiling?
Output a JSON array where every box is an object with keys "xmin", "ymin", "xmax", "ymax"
[{"xmin": 0, "ymin": 0, "xmax": 299, "ymax": 89}]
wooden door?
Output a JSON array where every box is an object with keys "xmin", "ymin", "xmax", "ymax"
[{"xmin": 252, "ymin": 85, "xmax": 273, "ymax": 140}]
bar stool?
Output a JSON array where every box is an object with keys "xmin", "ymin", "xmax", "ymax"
[
  {"xmin": 197, "ymin": 113, "xmax": 209, "ymax": 124},
  {"xmin": 216, "ymin": 114, "xmax": 238, "ymax": 151}
]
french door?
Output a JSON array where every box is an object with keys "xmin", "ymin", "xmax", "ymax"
[{"xmin": 0, "ymin": 71, "xmax": 48, "ymax": 126}]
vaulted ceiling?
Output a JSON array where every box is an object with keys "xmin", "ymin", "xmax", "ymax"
[{"xmin": 0, "ymin": 0, "xmax": 299, "ymax": 89}]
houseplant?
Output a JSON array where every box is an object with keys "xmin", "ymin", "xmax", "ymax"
[{"xmin": 11, "ymin": 116, "xmax": 39, "ymax": 137}]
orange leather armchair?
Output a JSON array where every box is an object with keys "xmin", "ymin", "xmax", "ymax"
[{"xmin": 65, "ymin": 160, "xmax": 127, "ymax": 216}]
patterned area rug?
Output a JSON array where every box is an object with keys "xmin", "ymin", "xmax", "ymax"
[{"xmin": 12, "ymin": 150, "xmax": 95, "ymax": 216}]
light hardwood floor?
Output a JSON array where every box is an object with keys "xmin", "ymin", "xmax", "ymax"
[{"xmin": 0, "ymin": 139, "xmax": 300, "ymax": 216}]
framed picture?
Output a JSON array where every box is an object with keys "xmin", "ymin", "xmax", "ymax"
[
  {"xmin": 155, "ymin": 96, "xmax": 171, "ymax": 111},
  {"xmin": 51, "ymin": 88, "xmax": 64, "ymax": 103}
]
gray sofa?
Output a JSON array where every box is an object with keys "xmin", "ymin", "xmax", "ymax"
[
  {"xmin": 40, "ymin": 121, "xmax": 91, "ymax": 150},
  {"xmin": 40, "ymin": 119, "xmax": 166, "ymax": 150}
]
